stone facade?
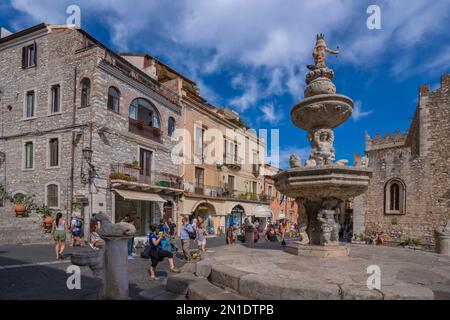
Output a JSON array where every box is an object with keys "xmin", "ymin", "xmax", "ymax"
[
  {"xmin": 0, "ymin": 24, "xmax": 182, "ymax": 243},
  {"xmin": 361, "ymin": 75, "xmax": 450, "ymax": 244}
]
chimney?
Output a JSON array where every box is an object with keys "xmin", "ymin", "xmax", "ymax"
[{"xmin": 0, "ymin": 27, "xmax": 13, "ymax": 39}]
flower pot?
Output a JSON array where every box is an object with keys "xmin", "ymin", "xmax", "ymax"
[
  {"xmin": 15, "ymin": 204, "xmax": 27, "ymax": 216},
  {"xmin": 43, "ymin": 216, "xmax": 54, "ymax": 232}
]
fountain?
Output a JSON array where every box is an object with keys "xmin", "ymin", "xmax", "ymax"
[{"xmin": 274, "ymin": 34, "xmax": 373, "ymax": 258}]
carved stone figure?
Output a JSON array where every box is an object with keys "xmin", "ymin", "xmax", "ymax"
[
  {"xmin": 335, "ymin": 159, "xmax": 348, "ymax": 166},
  {"xmin": 308, "ymin": 129, "xmax": 335, "ymax": 165},
  {"xmin": 147, "ymin": 59, "xmax": 157, "ymax": 80},
  {"xmin": 307, "ymin": 34, "xmax": 339, "ymax": 71},
  {"xmin": 317, "ymin": 198, "xmax": 341, "ymax": 246},
  {"xmin": 305, "ymin": 158, "xmax": 317, "ymax": 167},
  {"xmin": 298, "ymin": 225, "xmax": 310, "ymax": 245},
  {"xmin": 289, "ymin": 154, "xmax": 302, "ymax": 168},
  {"xmin": 94, "ymin": 212, "xmax": 136, "ymax": 237}
]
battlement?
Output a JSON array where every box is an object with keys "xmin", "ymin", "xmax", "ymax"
[
  {"xmin": 365, "ymin": 130, "xmax": 408, "ymax": 152},
  {"xmin": 419, "ymin": 73, "xmax": 450, "ymax": 97}
]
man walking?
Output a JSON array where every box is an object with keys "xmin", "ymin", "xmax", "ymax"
[{"xmin": 180, "ymin": 217, "xmax": 193, "ymax": 261}]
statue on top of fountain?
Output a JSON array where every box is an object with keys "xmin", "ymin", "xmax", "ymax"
[{"xmin": 307, "ymin": 33, "xmax": 339, "ymax": 71}]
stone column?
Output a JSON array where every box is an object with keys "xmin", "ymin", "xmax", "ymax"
[
  {"xmin": 102, "ymin": 236, "xmax": 132, "ymax": 300},
  {"xmin": 352, "ymin": 195, "xmax": 365, "ymax": 235}
]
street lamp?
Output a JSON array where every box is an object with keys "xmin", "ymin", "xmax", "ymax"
[{"xmin": 82, "ymin": 147, "xmax": 93, "ymax": 162}]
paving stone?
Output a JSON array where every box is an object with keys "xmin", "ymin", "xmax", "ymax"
[
  {"xmin": 166, "ymin": 273, "xmax": 202, "ymax": 295},
  {"xmin": 209, "ymin": 264, "xmax": 251, "ymax": 292}
]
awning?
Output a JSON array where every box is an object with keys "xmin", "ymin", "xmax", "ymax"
[
  {"xmin": 253, "ymin": 205, "xmax": 273, "ymax": 218},
  {"xmin": 113, "ymin": 189, "xmax": 167, "ymax": 203}
]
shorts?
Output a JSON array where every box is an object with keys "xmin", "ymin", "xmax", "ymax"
[
  {"xmin": 54, "ymin": 230, "xmax": 66, "ymax": 241},
  {"xmin": 197, "ymin": 240, "xmax": 206, "ymax": 246},
  {"xmin": 72, "ymin": 230, "xmax": 83, "ymax": 237},
  {"xmin": 150, "ymin": 249, "xmax": 173, "ymax": 268}
]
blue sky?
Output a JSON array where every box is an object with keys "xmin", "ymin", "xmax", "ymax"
[{"xmin": 1, "ymin": 0, "xmax": 449, "ymax": 168}]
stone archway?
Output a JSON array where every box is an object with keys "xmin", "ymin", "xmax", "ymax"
[
  {"xmin": 226, "ymin": 205, "xmax": 245, "ymax": 230},
  {"xmin": 193, "ymin": 202, "xmax": 217, "ymax": 233}
]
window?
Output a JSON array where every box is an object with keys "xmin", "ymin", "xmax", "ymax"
[
  {"xmin": 195, "ymin": 167, "xmax": 205, "ymax": 194},
  {"xmin": 80, "ymin": 78, "xmax": 91, "ymax": 108},
  {"xmin": 252, "ymin": 181, "xmax": 257, "ymax": 194},
  {"xmin": 50, "ymin": 85, "xmax": 60, "ymax": 114},
  {"xmin": 46, "ymin": 184, "xmax": 59, "ymax": 208},
  {"xmin": 107, "ymin": 87, "xmax": 120, "ymax": 113},
  {"xmin": 195, "ymin": 126, "xmax": 205, "ymax": 159},
  {"xmin": 25, "ymin": 91, "xmax": 35, "ymax": 118},
  {"xmin": 24, "ymin": 141, "xmax": 34, "ymax": 169},
  {"xmin": 228, "ymin": 175, "xmax": 235, "ymax": 191},
  {"xmin": 268, "ymin": 185, "xmax": 273, "ymax": 198},
  {"xmin": 384, "ymin": 178, "xmax": 406, "ymax": 215},
  {"xmin": 129, "ymin": 98, "xmax": 161, "ymax": 128},
  {"xmin": 224, "ymin": 139, "xmax": 236, "ymax": 163},
  {"xmin": 49, "ymin": 138, "xmax": 59, "ymax": 167},
  {"xmin": 22, "ymin": 43, "xmax": 36, "ymax": 68},
  {"xmin": 139, "ymin": 148, "xmax": 152, "ymax": 180},
  {"xmin": 168, "ymin": 117, "xmax": 175, "ymax": 136}
]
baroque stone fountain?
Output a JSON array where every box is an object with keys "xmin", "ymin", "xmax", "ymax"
[{"xmin": 274, "ymin": 34, "xmax": 373, "ymax": 258}]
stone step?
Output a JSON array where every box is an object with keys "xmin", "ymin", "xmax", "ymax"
[{"xmin": 138, "ymin": 284, "xmax": 186, "ymax": 300}]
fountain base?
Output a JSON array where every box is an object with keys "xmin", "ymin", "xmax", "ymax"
[{"xmin": 284, "ymin": 243, "xmax": 350, "ymax": 258}]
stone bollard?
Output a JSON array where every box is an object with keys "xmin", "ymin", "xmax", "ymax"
[
  {"xmin": 435, "ymin": 220, "xmax": 450, "ymax": 256},
  {"xmin": 102, "ymin": 236, "xmax": 133, "ymax": 300},
  {"xmin": 244, "ymin": 229, "xmax": 255, "ymax": 245}
]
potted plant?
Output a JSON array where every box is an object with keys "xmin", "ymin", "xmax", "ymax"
[
  {"xmin": 131, "ymin": 159, "xmax": 140, "ymax": 169},
  {"xmin": 12, "ymin": 194, "xmax": 34, "ymax": 217},
  {"xmin": 36, "ymin": 205, "xmax": 55, "ymax": 232}
]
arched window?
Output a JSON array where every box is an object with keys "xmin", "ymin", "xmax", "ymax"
[
  {"xmin": 80, "ymin": 78, "xmax": 91, "ymax": 108},
  {"xmin": 384, "ymin": 178, "xmax": 406, "ymax": 215},
  {"xmin": 46, "ymin": 183, "xmax": 59, "ymax": 208},
  {"xmin": 168, "ymin": 117, "xmax": 175, "ymax": 136},
  {"xmin": 129, "ymin": 98, "xmax": 161, "ymax": 128},
  {"xmin": 107, "ymin": 87, "xmax": 120, "ymax": 112}
]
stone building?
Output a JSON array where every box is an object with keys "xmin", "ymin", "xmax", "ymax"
[
  {"xmin": 0, "ymin": 24, "xmax": 183, "ymax": 243},
  {"xmin": 118, "ymin": 53, "xmax": 271, "ymax": 235},
  {"xmin": 354, "ymin": 74, "xmax": 450, "ymax": 244}
]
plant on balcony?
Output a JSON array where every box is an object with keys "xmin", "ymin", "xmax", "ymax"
[
  {"xmin": 109, "ymin": 172, "xmax": 137, "ymax": 182},
  {"xmin": 152, "ymin": 127, "xmax": 161, "ymax": 137}
]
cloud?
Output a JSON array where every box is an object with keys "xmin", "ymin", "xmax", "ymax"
[
  {"xmin": 229, "ymin": 75, "xmax": 260, "ymax": 112},
  {"xmin": 352, "ymin": 100, "xmax": 373, "ymax": 122},
  {"xmin": 258, "ymin": 103, "xmax": 283, "ymax": 125}
]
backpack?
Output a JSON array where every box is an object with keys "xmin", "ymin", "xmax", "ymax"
[
  {"xmin": 76, "ymin": 220, "xmax": 83, "ymax": 228},
  {"xmin": 187, "ymin": 225, "xmax": 197, "ymax": 240},
  {"xmin": 140, "ymin": 245, "xmax": 151, "ymax": 259}
]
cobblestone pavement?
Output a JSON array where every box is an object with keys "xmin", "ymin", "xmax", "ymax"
[{"xmin": 0, "ymin": 236, "xmax": 235, "ymax": 300}]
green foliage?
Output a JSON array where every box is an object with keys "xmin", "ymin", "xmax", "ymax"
[
  {"xmin": 403, "ymin": 238, "xmax": 421, "ymax": 246},
  {"xmin": 109, "ymin": 172, "xmax": 137, "ymax": 182},
  {"xmin": 36, "ymin": 205, "xmax": 55, "ymax": 218}
]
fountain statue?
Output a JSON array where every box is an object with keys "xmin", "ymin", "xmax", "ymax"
[{"xmin": 274, "ymin": 34, "xmax": 373, "ymax": 258}]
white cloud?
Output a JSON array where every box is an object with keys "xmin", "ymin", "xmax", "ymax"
[
  {"xmin": 352, "ymin": 100, "xmax": 373, "ymax": 122},
  {"xmin": 258, "ymin": 103, "xmax": 283, "ymax": 125}
]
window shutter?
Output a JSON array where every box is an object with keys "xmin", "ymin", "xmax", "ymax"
[
  {"xmin": 22, "ymin": 47, "xmax": 27, "ymax": 68},
  {"xmin": 33, "ymin": 41, "xmax": 37, "ymax": 66}
]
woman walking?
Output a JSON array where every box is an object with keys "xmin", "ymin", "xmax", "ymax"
[
  {"xmin": 52, "ymin": 212, "xmax": 67, "ymax": 260},
  {"xmin": 148, "ymin": 225, "xmax": 179, "ymax": 281},
  {"xmin": 196, "ymin": 222, "xmax": 207, "ymax": 253}
]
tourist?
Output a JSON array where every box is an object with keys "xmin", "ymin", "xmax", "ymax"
[
  {"xmin": 51, "ymin": 212, "xmax": 67, "ymax": 260},
  {"xmin": 70, "ymin": 213, "xmax": 84, "ymax": 247},
  {"xmin": 122, "ymin": 215, "xmax": 135, "ymax": 260},
  {"xmin": 89, "ymin": 216, "xmax": 101, "ymax": 250},
  {"xmin": 254, "ymin": 226, "xmax": 260, "ymax": 243},
  {"xmin": 280, "ymin": 219, "xmax": 287, "ymax": 246},
  {"xmin": 167, "ymin": 218, "xmax": 177, "ymax": 237},
  {"xmin": 147, "ymin": 225, "xmax": 179, "ymax": 281},
  {"xmin": 226, "ymin": 224, "xmax": 238, "ymax": 246},
  {"xmin": 265, "ymin": 224, "xmax": 276, "ymax": 242},
  {"xmin": 197, "ymin": 222, "xmax": 207, "ymax": 253},
  {"xmin": 254, "ymin": 219, "xmax": 260, "ymax": 232},
  {"xmin": 180, "ymin": 217, "xmax": 192, "ymax": 261}
]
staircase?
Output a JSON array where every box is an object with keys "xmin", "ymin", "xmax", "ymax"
[{"xmin": 0, "ymin": 204, "xmax": 52, "ymax": 245}]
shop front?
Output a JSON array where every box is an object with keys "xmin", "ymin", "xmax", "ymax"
[{"xmin": 253, "ymin": 205, "xmax": 273, "ymax": 231}]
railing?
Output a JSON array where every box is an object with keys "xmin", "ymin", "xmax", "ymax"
[
  {"xmin": 128, "ymin": 118, "xmax": 162, "ymax": 142},
  {"xmin": 185, "ymin": 183, "xmax": 270, "ymax": 203},
  {"xmin": 103, "ymin": 51, "xmax": 180, "ymax": 105},
  {"xmin": 110, "ymin": 163, "xmax": 182, "ymax": 189}
]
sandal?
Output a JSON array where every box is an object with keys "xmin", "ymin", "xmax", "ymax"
[{"xmin": 169, "ymin": 268, "xmax": 180, "ymax": 273}]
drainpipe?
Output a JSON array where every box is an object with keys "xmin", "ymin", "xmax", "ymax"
[{"xmin": 69, "ymin": 67, "xmax": 78, "ymax": 222}]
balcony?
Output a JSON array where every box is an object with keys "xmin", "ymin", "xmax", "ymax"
[
  {"xmin": 128, "ymin": 118, "xmax": 162, "ymax": 143},
  {"xmin": 223, "ymin": 154, "xmax": 243, "ymax": 171},
  {"xmin": 110, "ymin": 163, "xmax": 182, "ymax": 191},
  {"xmin": 252, "ymin": 164, "xmax": 260, "ymax": 176},
  {"xmin": 185, "ymin": 183, "xmax": 270, "ymax": 204}
]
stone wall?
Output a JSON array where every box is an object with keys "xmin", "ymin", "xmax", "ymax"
[{"xmin": 363, "ymin": 75, "xmax": 450, "ymax": 244}]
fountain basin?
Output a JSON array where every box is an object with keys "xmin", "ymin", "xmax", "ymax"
[
  {"xmin": 274, "ymin": 165, "xmax": 373, "ymax": 200},
  {"xmin": 291, "ymin": 94, "xmax": 353, "ymax": 131}
]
